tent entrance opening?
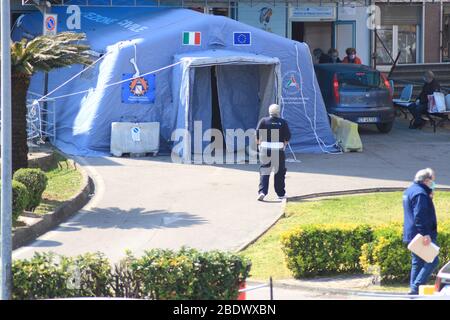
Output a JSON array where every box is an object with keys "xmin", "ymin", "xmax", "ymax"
[
  {"xmin": 210, "ymin": 66, "xmax": 224, "ymax": 146},
  {"xmin": 190, "ymin": 63, "xmax": 277, "ymax": 154}
]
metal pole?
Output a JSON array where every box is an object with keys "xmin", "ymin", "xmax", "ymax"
[
  {"xmin": 269, "ymin": 277, "xmax": 273, "ymax": 300},
  {"xmin": 0, "ymin": 0, "xmax": 13, "ymax": 300}
]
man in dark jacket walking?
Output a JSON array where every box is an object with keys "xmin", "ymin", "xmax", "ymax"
[
  {"xmin": 403, "ymin": 168, "xmax": 439, "ymax": 295},
  {"xmin": 256, "ymin": 104, "xmax": 291, "ymax": 201}
]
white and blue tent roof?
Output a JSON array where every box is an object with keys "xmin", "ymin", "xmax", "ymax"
[{"xmin": 13, "ymin": 7, "xmax": 337, "ymax": 157}]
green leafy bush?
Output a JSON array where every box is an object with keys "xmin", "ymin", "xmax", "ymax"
[
  {"xmin": 360, "ymin": 223, "xmax": 450, "ymax": 283},
  {"xmin": 13, "ymin": 168, "xmax": 48, "ymax": 211},
  {"xmin": 2, "ymin": 180, "xmax": 31, "ymax": 223},
  {"xmin": 129, "ymin": 248, "xmax": 252, "ymax": 300},
  {"xmin": 12, "ymin": 252, "xmax": 112, "ymax": 299},
  {"xmin": 12, "ymin": 248, "xmax": 252, "ymax": 300},
  {"xmin": 281, "ymin": 224, "xmax": 373, "ymax": 278}
]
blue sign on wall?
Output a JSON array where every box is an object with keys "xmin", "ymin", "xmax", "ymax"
[{"xmin": 121, "ymin": 74, "xmax": 155, "ymax": 104}]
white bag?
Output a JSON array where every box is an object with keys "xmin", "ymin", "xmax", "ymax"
[
  {"xmin": 445, "ymin": 94, "xmax": 450, "ymax": 111},
  {"xmin": 434, "ymin": 92, "xmax": 446, "ymax": 112}
]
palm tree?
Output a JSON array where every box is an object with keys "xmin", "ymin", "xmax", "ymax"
[{"xmin": 10, "ymin": 32, "xmax": 91, "ymax": 172}]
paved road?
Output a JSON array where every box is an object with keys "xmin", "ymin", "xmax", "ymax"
[{"xmin": 13, "ymin": 119, "xmax": 450, "ymax": 266}]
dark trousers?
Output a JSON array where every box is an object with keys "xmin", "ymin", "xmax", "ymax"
[
  {"xmin": 409, "ymin": 102, "xmax": 428, "ymax": 126},
  {"xmin": 258, "ymin": 149, "xmax": 286, "ymax": 197},
  {"xmin": 410, "ymin": 245, "xmax": 439, "ymax": 294}
]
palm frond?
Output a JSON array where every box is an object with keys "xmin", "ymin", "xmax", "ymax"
[{"xmin": 11, "ymin": 32, "xmax": 92, "ymax": 75}]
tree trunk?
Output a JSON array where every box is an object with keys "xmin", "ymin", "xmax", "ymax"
[{"xmin": 11, "ymin": 72, "xmax": 31, "ymax": 173}]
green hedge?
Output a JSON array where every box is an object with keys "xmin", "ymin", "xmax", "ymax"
[
  {"xmin": 360, "ymin": 223, "xmax": 450, "ymax": 283},
  {"xmin": 2, "ymin": 180, "xmax": 32, "ymax": 224},
  {"xmin": 13, "ymin": 168, "xmax": 48, "ymax": 211},
  {"xmin": 128, "ymin": 248, "xmax": 251, "ymax": 300},
  {"xmin": 12, "ymin": 252, "xmax": 111, "ymax": 299},
  {"xmin": 281, "ymin": 224, "xmax": 373, "ymax": 278},
  {"xmin": 12, "ymin": 248, "xmax": 252, "ymax": 300},
  {"xmin": 282, "ymin": 223, "xmax": 450, "ymax": 283}
]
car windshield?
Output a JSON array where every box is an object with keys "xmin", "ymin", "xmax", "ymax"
[{"xmin": 337, "ymin": 71, "xmax": 381, "ymax": 89}]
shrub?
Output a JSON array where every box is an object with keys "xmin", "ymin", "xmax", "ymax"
[
  {"xmin": 359, "ymin": 224, "xmax": 411, "ymax": 283},
  {"xmin": 12, "ymin": 248, "xmax": 252, "ymax": 300},
  {"xmin": 129, "ymin": 248, "xmax": 252, "ymax": 300},
  {"xmin": 2, "ymin": 180, "xmax": 31, "ymax": 223},
  {"xmin": 281, "ymin": 224, "xmax": 373, "ymax": 278},
  {"xmin": 360, "ymin": 223, "xmax": 450, "ymax": 283},
  {"xmin": 12, "ymin": 252, "xmax": 112, "ymax": 299},
  {"xmin": 13, "ymin": 252, "xmax": 72, "ymax": 299},
  {"xmin": 13, "ymin": 168, "xmax": 48, "ymax": 211}
]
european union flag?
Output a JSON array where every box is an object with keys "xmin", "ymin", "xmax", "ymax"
[{"xmin": 233, "ymin": 32, "xmax": 251, "ymax": 46}]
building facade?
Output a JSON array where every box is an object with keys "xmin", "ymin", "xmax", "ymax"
[{"xmin": 12, "ymin": 1, "xmax": 450, "ymax": 66}]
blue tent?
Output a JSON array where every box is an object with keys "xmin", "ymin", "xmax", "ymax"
[{"xmin": 12, "ymin": 7, "xmax": 337, "ymax": 157}]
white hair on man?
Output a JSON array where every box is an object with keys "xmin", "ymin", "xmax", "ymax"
[
  {"xmin": 269, "ymin": 104, "xmax": 280, "ymax": 117},
  {"xmin": 414, "ymin": 168, "xmax": 435, "ymax": 183}
]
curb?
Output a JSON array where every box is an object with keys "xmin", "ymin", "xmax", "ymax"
[
  {"xmin": 12, "ymin": 158, "xmax": 94, "ymax": 250},
  {"xmin": 246, "ymin": 280, "xmax": 409, "ymax": 298},
  {"xmin": 237, "ymin": 198, "xmax": 287, "ymax": 252}
]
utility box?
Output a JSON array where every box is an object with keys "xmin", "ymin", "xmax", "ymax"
[{"xmin": 110, "ymin": 122, "xmax": 160, "ymax": 157}]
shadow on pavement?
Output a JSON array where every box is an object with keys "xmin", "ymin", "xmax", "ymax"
[{"xmin": 61, "ymin": 207, "xmax": 208, "ymax": 231}]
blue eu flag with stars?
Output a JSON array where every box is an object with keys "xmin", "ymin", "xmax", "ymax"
[{"xmin": 233, "ymin": 32, "xmax": 251, "ymax": 46}]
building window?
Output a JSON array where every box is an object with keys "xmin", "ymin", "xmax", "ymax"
[{"xmin": 375, "ymin": 4, "xmax": 421, "ymax": 65}]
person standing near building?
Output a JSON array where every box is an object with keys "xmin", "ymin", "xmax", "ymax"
[
  {"xmin": 403, "ymin": 168, "xmax": 439, "ymax": 295},
  {"xmin": 256, "ymin": 104, "xmax": 291, "ymax": 201},
  {"xmin": 342, "ymin": 48, "xmax": 362, "ymax": 64},
  {"xmin": 313, "ymin": 48, "xmax": 331, "ymax": 64},
  {"xmin": 328, "ymin": 48, "xmax": 342, "ymax": 63}
]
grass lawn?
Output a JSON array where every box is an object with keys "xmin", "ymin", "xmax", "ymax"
[
  {"xmin": 33, "ymin": 159, "xmax": 84, "ymax": 215},
  {"xmin": 241, "ymin": 191, "xmax": 450, "ymax": 282}
]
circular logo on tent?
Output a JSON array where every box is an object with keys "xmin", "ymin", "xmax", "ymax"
[
  {"xmin": 282, "ymin": 71, "xmax": 301, "ymax": 96},
  {"xmin": 129, "ymin": 77, "xmax": 149, "ymax": 97},
  {"xmin": 45, "ymin": 16, "xmax": 56, "ymax": 32}
]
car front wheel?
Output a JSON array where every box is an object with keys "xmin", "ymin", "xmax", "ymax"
[{"xmin": 376, "ymin": 121, "xmax": 394, "ymax": 133}]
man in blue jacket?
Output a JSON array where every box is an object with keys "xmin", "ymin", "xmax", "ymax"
[{"xmin": 403, "ymin": 168, "xmax": 439, "ymax": 295}]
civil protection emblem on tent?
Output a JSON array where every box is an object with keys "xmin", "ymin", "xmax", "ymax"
[
  {"xmin": 282, "ymin": 71, "xmax": 301, "ymax": 96},
  {"xmin": 122, "ymin": 74, "xmax": 156, "ymax": 104},
  {"xmin": 233, "ymin": 32, "xmax": 251, "ymax": 46},
  {"xmin": 183, "ymin": 31, "xmax": 201, "ymax": 45}
]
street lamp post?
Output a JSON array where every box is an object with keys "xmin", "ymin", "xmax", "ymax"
[{"xmin": 1, "ymin": 0, "xmax": 13, "ymax": 300}]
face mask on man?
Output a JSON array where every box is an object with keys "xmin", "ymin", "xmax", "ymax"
[{"xmin": 430, "ymin": 181, "xmax": 436, "ymax": 190}]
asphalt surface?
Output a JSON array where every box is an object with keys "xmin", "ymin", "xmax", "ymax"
[{"xmin": 12, "ymin": 118, "xmax": 450, "ymax": 299}]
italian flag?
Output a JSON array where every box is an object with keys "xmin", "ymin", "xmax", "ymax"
[{"xmin": 183, "ymin": 31, "xmax": 201, "ymax": 45}]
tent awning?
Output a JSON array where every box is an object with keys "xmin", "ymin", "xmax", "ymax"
[{"xmin": 174, "ymin": 49, "xmax": 280, "ymax": 67}]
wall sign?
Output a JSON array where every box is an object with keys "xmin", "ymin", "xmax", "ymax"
[{"xmin": 290, "ymin": 7, "xmax": 336, "ymax": 21}]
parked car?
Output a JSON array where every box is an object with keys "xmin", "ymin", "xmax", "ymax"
[
  {"xmin": 435, "ymin": 260, "xmax": 450, "ymax": 296},
  {"xmin": 314, "ymin": 63, "xmax": 395, "ymax": 133}
]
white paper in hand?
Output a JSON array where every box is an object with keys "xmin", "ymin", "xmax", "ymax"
[{"xmin": 407, "ymin": 234, "xmax": 440, "ymax": 263}]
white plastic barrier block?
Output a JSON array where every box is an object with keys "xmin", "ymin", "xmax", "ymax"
[{"xmin": 110, "ymin": 122, "xmax": 160, "ymax": 157}]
